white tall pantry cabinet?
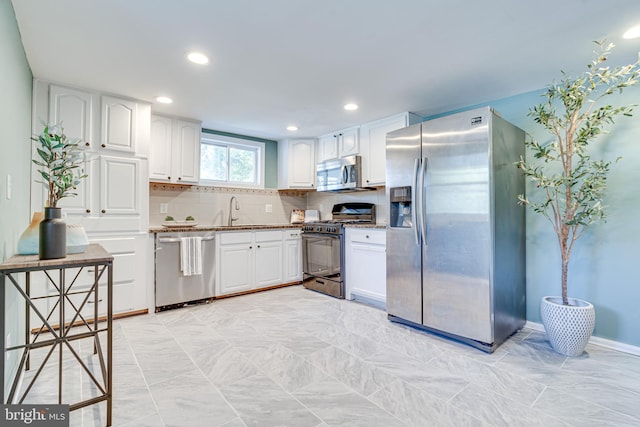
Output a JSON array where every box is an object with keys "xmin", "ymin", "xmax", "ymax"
[{"xmin": 29, "ymin": 80, "xmax": 150, "ymax": 319}]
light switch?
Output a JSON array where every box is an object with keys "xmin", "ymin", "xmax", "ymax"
[
  {"xmin": 265, "ymin": 204, "xmax": 273, "ymax": 213},
  {"xmin": 160, "ymin": 203, "xmax": 168, "ymax": 214}
]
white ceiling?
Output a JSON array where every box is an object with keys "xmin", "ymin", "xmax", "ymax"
[{"xmin": 11, "ymin": 0, "xmax": 640, "ymax": 140}]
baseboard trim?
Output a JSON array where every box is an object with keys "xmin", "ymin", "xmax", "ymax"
[{"xmin": 525, "ymin": 321, "xmax": 640, "ymax": 356}]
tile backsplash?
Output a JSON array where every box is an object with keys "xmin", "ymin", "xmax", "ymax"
[
  {"xmin": 149, "ymin": 184, "xmax": 307, "ymax": 226},
  {"xmin": 149, "ymin": 184, "xmax": 387, "ymax": 226}
]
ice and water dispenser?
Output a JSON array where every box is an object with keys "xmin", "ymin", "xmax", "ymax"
[{"xmin": 389, "ymin": 186, "xmax": 413, "ymax": 228}]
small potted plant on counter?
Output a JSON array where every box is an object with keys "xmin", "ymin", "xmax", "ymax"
[
  {"xmin": 516, "ymin": 40, "xmax": 640, "ymax": 356},
  {"xmin": 31, "ymin": 123, "xmax": 87, "ymax": 259}
]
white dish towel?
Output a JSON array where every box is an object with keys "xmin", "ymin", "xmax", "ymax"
[{"xmin": 180, "ymin": 236, "xmax": 203, "ymax": 276}]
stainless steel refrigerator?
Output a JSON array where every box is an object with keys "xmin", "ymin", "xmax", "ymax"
[{"xmin": 386, "ymin": 106, "xmax": 526, "ymax": 352}]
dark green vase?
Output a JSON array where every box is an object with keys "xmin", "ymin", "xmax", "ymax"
[{"xmin": 39, "ymin": 207, "xmax": 66, "ymax": 260}]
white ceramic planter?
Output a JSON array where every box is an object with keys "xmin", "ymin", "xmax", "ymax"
[{"xmin": 540, "ymin": 296, "xmax": 595, "ymax": 357}]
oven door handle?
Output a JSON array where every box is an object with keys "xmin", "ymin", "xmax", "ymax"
[{"xmin": 301, "ymin": 233, "xmax": 341, "ymax": 239}]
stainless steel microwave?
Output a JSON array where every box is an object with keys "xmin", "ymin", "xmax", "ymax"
[{"xmin": 316, "ymin": 155, "xmax": 367, "ymax": 192}]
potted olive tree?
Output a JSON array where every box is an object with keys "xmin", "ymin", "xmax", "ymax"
[
  {"xmin": 517, "ymin": 41, "xmax": 640, "ymax": 356},
  {"xmin": 32, "ymin": 123, "xmax": 87, "ymax": 259}
]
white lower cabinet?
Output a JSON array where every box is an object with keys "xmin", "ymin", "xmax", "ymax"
[
  {"xmin": 216, "ymin": 229, "xmax": 302, "ymax": 297},
  {"xmin": 28, "ymin": 234, "xmax": 148, "ymax": 328},
  {"xmin": 345, "ymin": 228, "xmax": 386, "ymax": 306},
  {"xmin": 283, "ymin": 229, "xmax": 302, "ymax": 283},
  {"xmin": 217, "ymin": 232, "xmax": 254, "ymax": 295}
]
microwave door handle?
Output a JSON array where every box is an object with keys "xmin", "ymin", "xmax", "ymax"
[
  {"xmin": 412, "ymin": 158, "xmax": 421, "ymax": 245},
  {"xmin": 420, "ymin": 157, "xmax": 428, "ymax": 245},
  {"xmin": 341, "ymin": 165, "xmax": 348, "ymax": 184}
]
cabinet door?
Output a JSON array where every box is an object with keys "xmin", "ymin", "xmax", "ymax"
[
  {"xmin": 339, "ymin": 127, "xmax": 360, "ymax": 157},
  {"xmin": 172, "ymin": 119, "xmax": 201, "ymax": 183},
  {"xmin": 100, "ymin": 156, "xmax": 141, "ymax": 215},
  {"xmin": 289, "ymin": 139, "xmax": 316, "ymax": 188},
  {"xmin": 218, "ymin": 243, "xmax": 253, "ymax": 295},
  {"xmin": 49, "ymin": 84, "xmax": 94, "ymax": 147},
  {"xmin": 317, "ymin": 134, "xmax": 338, "ymax": 162},
  {"xmin": 101, "ymin": 95, "xmax": 136, "ymax": 153},
  {"xmin": 361, "ymin": 115, "xmax": 408, "ymax": 186},
  {"xmin": 56, "ymin": 158, "xmax": 95, "ymax": 217},
  {"xmin": 346, "ymin": 229, "xmax": 386, "ymax": 304},
  {"xmin": 149, "ymin": 115, "xmax": 173, "ymax": 181},
  {"xmin": 254, "ymin": 240, "xmax": 283, "ymax": 289},
  {"xmin": 283, "ymin": 231, "xmax": 302, "ymax": 283},
  {"xmin": 47, "ymin": 85, "xmax": 95, "ymax": 216}
]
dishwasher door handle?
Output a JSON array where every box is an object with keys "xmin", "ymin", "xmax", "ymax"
[{"xmin": 157, "ymin": 236, "xmax": 215, "ymax": 243}]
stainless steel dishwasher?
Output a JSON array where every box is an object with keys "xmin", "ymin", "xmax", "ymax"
[{"xmin": 155, "ymin": 231, "xmax": 215, "ymax": 310}]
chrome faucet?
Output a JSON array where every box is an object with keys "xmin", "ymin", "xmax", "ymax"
[{"xmin": 228, "ymin": 196, "xmax": 240, "ymax": 226}]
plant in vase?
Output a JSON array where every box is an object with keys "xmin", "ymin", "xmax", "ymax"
[
  {"xmin": 31, "ymin": 123, "xmax": 87, "ymax": 259},
  {"xmin": 517, "ymin": 41, "xmax": 640, "ymax": 356}
]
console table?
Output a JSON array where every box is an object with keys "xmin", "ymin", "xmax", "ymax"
[{"xmin": 0, "ymin": 244, "xmax": 113, "ymax": 426}]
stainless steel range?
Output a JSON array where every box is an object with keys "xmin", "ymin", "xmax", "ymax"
[{"xmin": 302, "ymin": 203, "xmax": 375, "ymax": 298}]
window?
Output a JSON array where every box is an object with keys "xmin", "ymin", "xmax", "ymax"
[{"xmin": 200, "ymin": 134, "xmax": 265, "ymax": 188}]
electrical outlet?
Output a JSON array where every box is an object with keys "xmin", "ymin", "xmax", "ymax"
[
  {"xmin": 265, "ymin": 204, "xmax": 273, "ymax": 213},
  {"xmin": 160, "ymin": 203, "xmax": 168, "ymax": 214}
]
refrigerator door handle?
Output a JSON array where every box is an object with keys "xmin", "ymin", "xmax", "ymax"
[
  {"xmin": 420, "ymin": 157, "xmax": 428, "ymax": 245},
  {"xmin": 412, "ymin": 157, "xmax": 421, "ymax": 245}
]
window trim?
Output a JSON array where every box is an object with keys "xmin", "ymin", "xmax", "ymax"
[{"xmin": 200, "ymin": 134, "xmax": 265, "ymax": 189}]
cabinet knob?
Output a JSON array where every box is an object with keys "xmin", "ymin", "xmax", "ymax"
[
  {"xmin": 178, "ymin": 177, "xmax": 182, "ymax": 181},
  {"xmin": 101, "ymin": 143, "xmax": 106, "ymax": 148},
  {"xmin": 85, "ymin": 142, "xmax": 90, "ymax": 147},
  {"xmin": 86, "ymin": 209, "xmax": 91, "ymax": 213},
  {"xmin": 249, "ymin": 246, "xmax": 253, "ymax": 249},
  {"xmin": 366, "ymin": 235, "xmax": 370, "ymax": 239},
  {"xmin": 101, "ymin": 209, "xmax": 106, "ymax": 214},
  {"xmin": 167, "ymin": 176, "xmax": 171, "ymax": 180},
  {"xmin": 257, "ymin": 245, "xmax": 261, "ymax": 248}
]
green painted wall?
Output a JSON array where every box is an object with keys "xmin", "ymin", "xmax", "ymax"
[
  {"xmin": 0, "ymin": 0, "xmax": 33, "ymax": 395},
  {"xmin": 427, "ymin": 88, "xmax": 640, "ymax": 347},
  {"xmin": 201, "ymin": 128, "xmax": 278, "ymax": 188}
]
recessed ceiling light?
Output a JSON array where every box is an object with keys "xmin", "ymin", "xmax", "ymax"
[
  {"xmin": 344, "ymin": 103, "xmax": 359, "ymax": 111},
  {"xmin": 286, "ymin": 125, "xmax": 298, "ymax": 131},
  {"xmin": 623, "ymin": 25, "xmax": 640, "ymax": 39},
  {"xmin": 155, "ymin": 96, "xmax": 173, "ymax": 104},
  {"xmin": 187, "ymin": 52, "xmax": 209, "ymax": 65}
]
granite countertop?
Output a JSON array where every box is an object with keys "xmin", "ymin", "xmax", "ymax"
[
  {"xmin": 343, "ymin": 224, "xmax": 387, "ymax": 229},
  {"xmin": 149, "ymin": 224, "xmax": 303, "ymax": 233}
]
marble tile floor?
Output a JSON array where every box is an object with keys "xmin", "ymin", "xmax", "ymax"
[{"xmin": 16, "ymin": 285, "xmax": 640, "ymax": 426}]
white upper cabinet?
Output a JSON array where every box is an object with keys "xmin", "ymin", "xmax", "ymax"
[
  {"xmin": 360, "ymin": 112, "xmax": 422, "ymax": 186},
  {"xmin": 339, "ymin": 127, "xmax": 359, "ymax": 157},
  {"xmin": 317, "ymin": 126, "xmax": 360, "ymax": 161},
  {"xmin": 317, "ymin": 133, "xmax": 339, "ymax": 162},
  {"xmin": 101, "ymin": 96, "xmax": 137, "ymax": 153},
  {"xmin": 172, "ymin": 119, "xmax": 201, "ymax": 183},
  {"xmin": 278, "ymin": 138, "xmax": 316, "ymax": 189},
  {"xmin": 48, "ymin": 84, "xmax": 95, "ymax": 148},
  {"xmin": 149, "ymin": 115, "xmax": 173, "ymax": 180},
  {"xmin": 149, "ymin": 114, "xmax": 201, "ymax": 184}
]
